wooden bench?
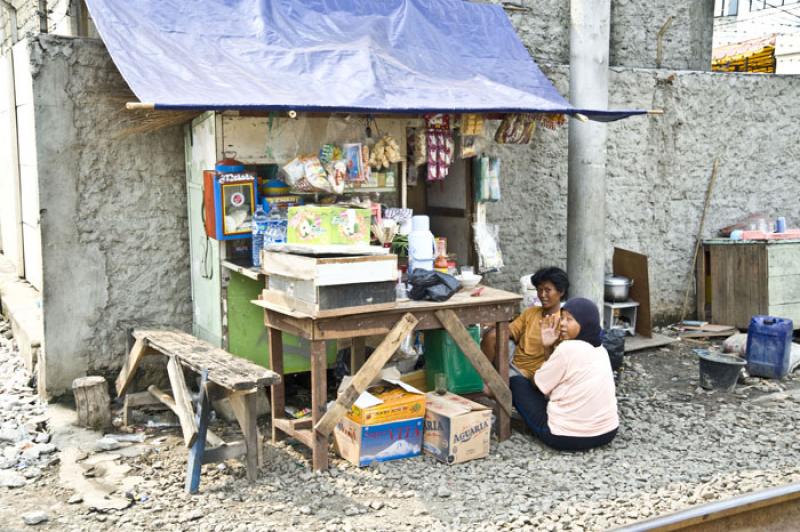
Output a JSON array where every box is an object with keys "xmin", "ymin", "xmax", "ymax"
[{"xmin": 115, "ymin": 329, "xmax": 280, "ymax": 493}]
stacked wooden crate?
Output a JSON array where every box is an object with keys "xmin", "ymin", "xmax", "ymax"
[{"xmin": 260, "ymin": 250, "xmax": 398, "ymax": 317}]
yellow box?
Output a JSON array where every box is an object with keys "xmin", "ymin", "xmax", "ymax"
[{"xmin": 348, "ymin": 381, "xmax": 426, "ymax": 426}]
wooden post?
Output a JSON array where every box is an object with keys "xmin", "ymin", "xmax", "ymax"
[
  {"xmin": 116, "ymin": 337, "xmax": 149, "ymax": 397},
  {"xmin": 310, "ymin": 340, "xmax": 329, "ymax": 471},
  {"xmin": 494, "ymin": 321, "xmax": 511, "ymax": 441},
  {"xmin": 167, "ymin": 356, "xmax": 199, "ymax": 448},
  {"xmin": 350, "ymin": 337, "xmax": 366, "ymax": 374},
  {"xmin": 72, "ymin": 376, "xmax": 112, "ymax": 430},
  {"xmin": 268, "ymin": 327, "xmax": 286, "ymax": 443},
  {"xmin": 229, "ymin": 391, "xmax": 260, "ymax": 481}
]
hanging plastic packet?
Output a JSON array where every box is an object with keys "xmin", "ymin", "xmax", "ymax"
[
  {"xmin": 487, "ymin": 157, "xmax": 501, "ymax": 202},
  {"xmin": 494, "ymin": 113, "xmax": 537, "ymax": 144},
  {"xmin": 473, "ymin": 222, "xmax": 504, "ymax": 272},
  {"xmin": 461, "ymin": 114, "xmax": 485, "ymax": 136},
  {"xmin": 460, "ymin": 135, "xmax": 479, "ymax": 159},
  {"xmin": 473, "ymin": 156, "xmax": 500, "ymax": 202},
  {"xmin": 424, "ymin": 114, "xmax": 452, "ymax": 182}
]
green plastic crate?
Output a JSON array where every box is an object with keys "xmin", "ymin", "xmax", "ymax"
[{"xmin": 424, "ymin": 326, "xmax": 484, "ymax": 394}]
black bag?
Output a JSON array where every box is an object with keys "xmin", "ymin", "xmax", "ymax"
[
  {"xmin": 407, "ymin": 270, "xmax": 461, "ymax": 302},
  {"xmin": 602, "ymin": 328, "xmax": 626, "ymax": 372}
]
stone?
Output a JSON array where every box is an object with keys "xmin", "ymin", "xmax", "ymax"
[
  {"xmin": 34, "ymin": 433, "xmax": 50, "ymax": 444},
  {"xmin": 96, "ymin": 437, "xmax": 121, "ymax": 451},
  {"xmin": 436, "ymin": 486, "xmax": 452, "ymax": 498},
  {"xmin": 22, "ymin": 511, "xmax": 49, "ymax": 525},
  {"xmin": 0, "ymin": 470, "xmax": 26, "ymax": 488},
  {"xmin": 67, "ymin": 494, "xmax": 83, "ymax": 504},
  {"xmin": 369, "ymin": 501, "xmax": 384, "ymax": 511},
  {"xmin": 23, "ymin": 467, "xmax": 41, "ymax": 479},
  {"xmin": 299, "ymin": 506, "xmax": 313, "ymax": 515}
]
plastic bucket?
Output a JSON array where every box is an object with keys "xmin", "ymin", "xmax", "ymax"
[{"xmin": 696, "ymin": 350, "xmax": 746, "ymax": 392}]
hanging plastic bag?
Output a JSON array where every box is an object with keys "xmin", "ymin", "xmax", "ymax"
[
  {"xmin": 494, "ymin": 114, "xmax": 536, "ymax": 144},
  {"xmin": 473, "ymin": 222, "xmax": 504, "ymax": 272},
  {"xmin": 407, "ymin": 270, "xmax": 461, "ymax": 302},
  {"xmin": 473, "ymin": 156, "xmax": 501, "ymax": 203}
]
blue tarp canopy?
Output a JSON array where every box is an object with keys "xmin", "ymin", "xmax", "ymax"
[{"xmin": 85, "ymin": 0, "xmax": 645, "ymax": 121}]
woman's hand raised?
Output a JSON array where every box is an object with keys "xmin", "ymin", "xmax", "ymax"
[{"xmin": 540, "ymin": 313, "xmax": 561, "ymax": 347}]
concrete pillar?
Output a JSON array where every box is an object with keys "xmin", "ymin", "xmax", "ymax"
[{"xmin": 567, "ymin": 0, "xmax": 611, "ymax": 310}]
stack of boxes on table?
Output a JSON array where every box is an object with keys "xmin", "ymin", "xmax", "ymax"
[{"xmin": 334, "ymin": 379, "xmax": 493, "ymax": 467}]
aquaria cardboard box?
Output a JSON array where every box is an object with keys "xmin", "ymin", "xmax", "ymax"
[
  {"xmin": 423, "ymin": 392, "xmax": 492, "ymax": 465},
  {"xmin": 334, "ymin": 416, "xmax": 424, "ymax": 467}
]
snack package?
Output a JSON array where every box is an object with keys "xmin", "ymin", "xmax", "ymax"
[
  {"xmin": 342, "ymin": 143, "xmax": 365, "ymax": 182},
  {"xmin": 494, "ymin": 114, "xmax": 536, "ymax": 144},
  {"xmin": 461, "ymin": 114, "xmax": 485, "ymax": 136},
  {"xmin": 473, "ymin": 222, "xmax": 504, "ymax": 272},
  {"xmin": 461, "ymin": 135, "xmax": 478, "ymax": 159},
  {"xmin": 412, "ymin": 128, "xmax": 427, "ymax": 167}
]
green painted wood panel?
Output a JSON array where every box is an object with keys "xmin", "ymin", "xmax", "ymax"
[
  {"xmin": 226, "ymin": 271, "xmax": 337, "ymax": 373},
  {"xmin": 768, "ymin": 244, "xmax": 800, "ymax": 277}
]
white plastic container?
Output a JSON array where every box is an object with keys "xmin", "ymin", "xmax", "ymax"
[{"xmin": 408, "ymin": 215, "xmax": 434, "ymax": 272}]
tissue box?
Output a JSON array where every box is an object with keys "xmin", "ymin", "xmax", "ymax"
[
  {"xmin": 287, "ymin": 206, "xmax": 371, "ymax": 245},
  {"xmin": 423, "ymin": 392, "xmax": 492, "ymax": 464},
  {"xmin": 334, "ymin": 416, "xmax": 423, "ymax": 467}
]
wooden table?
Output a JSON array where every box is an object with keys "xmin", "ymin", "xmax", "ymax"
[{"xmin": 255, "ymin": 286, "xmax": 522, "ymax": 470}]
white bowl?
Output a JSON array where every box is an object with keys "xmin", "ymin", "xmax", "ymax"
[{"xmin": 456, "ymin": 274, "xmax": 482, "ymax": 290}]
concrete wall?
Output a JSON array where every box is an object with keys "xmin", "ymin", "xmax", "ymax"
[
  {"xmin": 493, "ymin": 0, "xmax": 714, "ymax": 70},
  {"xmin": 483, "ymin": 65, "xmax": 800, "ymax": 323},
  {"xmin": 28, "ymin": 34, "xmax": 191, "ymax": 396}
]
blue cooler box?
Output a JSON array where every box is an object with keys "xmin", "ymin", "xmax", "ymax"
[{"xmin": 746, "ymin": 315, "xmax": 793, "ymax": 379}]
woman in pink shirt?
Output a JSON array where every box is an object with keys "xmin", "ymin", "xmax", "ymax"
[{"xmin": 510, "ymin": 297, "xmax": 619, "ymax": 451}]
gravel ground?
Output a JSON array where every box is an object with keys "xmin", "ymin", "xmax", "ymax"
[{"xmin": 1, "ymin": 318, "xmax": 800, "ymax": 531}]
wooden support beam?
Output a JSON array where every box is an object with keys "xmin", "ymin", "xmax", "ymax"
[
  {"xmin": 115, "ymin": 337, "xmax": 149, "ymax": 397},
  {"xmin": 494, "ymin": 321, "xmax": 511, "ymax": 441},
  {"xmin": 434, "ymin": 310, "xmax": 512, "ymax": 415},
  {"xmin": 350, "ymin": 337, "xmax": 366, "ymax": 374},
  {"xmin": 147, "ymin": 386, "xmax": 224, "ymax": 447},
  {"xmin": 311, "ymin": 340, "xmax": 329, "ymax": 471},
  {"xmin": 229, "ymin": 391, "xmax": 261, "ymax": 481},
  {"xmin": 268, "ymin": 327, "xmax": 286, "ymax": 443},
  {"xmin": 123, "ymin": 391, "xmax": 164, "ymax": 427},
  {"xmin": 314, "ymin": 313, "xmax": 419, "ymax": 437},
  {"xmin": 166, "ymin": 356, "xmax": 199, "ymax": 448}
]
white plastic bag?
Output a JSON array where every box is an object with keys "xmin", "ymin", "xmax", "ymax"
[{"xmin": 473, "ymin": 222, "xmax": 504, "ymax": 272}]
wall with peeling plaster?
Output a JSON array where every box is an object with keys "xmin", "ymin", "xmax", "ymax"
[{"xmin": 29, "ymin": 35, "xmax": 191, "ymax": 396}]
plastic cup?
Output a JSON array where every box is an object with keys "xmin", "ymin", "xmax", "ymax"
[{"xmin": 435, "ymin": 373, "xmax": 447, "ymax": 395}]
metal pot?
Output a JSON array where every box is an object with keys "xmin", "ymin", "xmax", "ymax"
[{"xmin": 604, "ymin": 275, "xmax": 633, "ymax": 302}]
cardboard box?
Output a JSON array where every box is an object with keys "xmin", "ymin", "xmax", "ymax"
[
  {"xmin": 287, "ymin": 205, "xmax": 371, "ymax": 245},
  {"xmin": 348, "ymin": 380, "xmax": 426, "ymax": 426},
  {"xmin": 334, "ymin": 416, "xmax": 423, "ymax": 467},
  {"xmin": 423, "ymin": 392, "xmax": 492, "ymax": 465}
]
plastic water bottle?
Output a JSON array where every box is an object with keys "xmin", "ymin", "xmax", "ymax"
[
  {"xmin": 251, "ymin": 206, "xmax": 269, "ymax": 267},
  {"xmin": 266, "ymin": 207, "xmax": 287, "ymax": 245},
  {"xmin": 408, "ymin": 215, "xmax": 435, "ymax": 272}
]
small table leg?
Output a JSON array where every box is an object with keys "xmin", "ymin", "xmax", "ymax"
[
  {"xmin": 350, "ymin": 337, "xmax": 366, "ymax": 374},
  {"xmin": 230, "ymin": 390, "xmax": 260, "ymax": 483},
  {"xmin": 495, "ymin": 321, "xmax": 511, "ymax": 441},
  {"xmin": 268, "ymin": 327, "xmax": 286, "ymax": 443},
  {"xmin": 311, "ymin": 340, "xmax": 329, "ymax": 471},
  {"xmin": 186, "ymin": 370, "xmax": 210, "ymax": 494}
]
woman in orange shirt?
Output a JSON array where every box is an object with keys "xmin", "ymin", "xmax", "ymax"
[
  {"xmin": 510, "ymin": 297, "xmax": 619, "ymax": 451},
  {"xmin": 482, "ymin": 267, "xmax": 568, "ymax": 378}
]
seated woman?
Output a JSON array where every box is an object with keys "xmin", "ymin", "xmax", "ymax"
[
  {"xmin": 482, "ymin": 267, "xmax": 568, "ymax": 379},
  {"xmin": 510, "ymin": 297, "xmax": 618, "ymax": 451}
]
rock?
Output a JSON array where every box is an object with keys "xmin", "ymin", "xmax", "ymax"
[
  {"xmin": 299, "ymin": 506, "xmax": 313, "ymax": 515},
  {"xmin": 23, "ymin": 467, "xmax": 41, "ymax": 479},
  {"xmin": 0, "ymin": 428, "xmax": 20, "ymax": 442},
  {"xmin": 95, "ymin": 437, "xmax": 121, "ymax": 451},
  {"xmin": 369, "ymin": 501, "xmax": 384, "ymax": 511},
  {"xmin": 22, "ymin": 511, "xmax": 48, "ymax": 525},
  {"xmin": 67, "ymin": 494, "xmax": 83, "ymax": 504},
  {"xmin": 436, "ymin": 486, "xmax": 452, "ymax": 498},
  {"xmin": 180, "ymin": 510, "xmax": 204, "ymax": 522},
  {"xmin": 344, "ymin": 506, "xmax": 359, "ymax": 517},
  {"xmin": 0, "ymin": 470, "xmax": 26, "ymax": 488},
  {"xmin": 34, "ymin": 433, "xmax": 50, "ymax": 444}
]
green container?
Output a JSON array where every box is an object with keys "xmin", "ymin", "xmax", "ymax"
[{"xmin": 424, "ymin": 326, "xmax": 484, "ymax": 394}]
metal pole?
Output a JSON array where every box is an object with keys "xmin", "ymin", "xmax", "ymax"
[{"xmin": 567, "ymin": 0, "xmax": 611, "ymax": 311}]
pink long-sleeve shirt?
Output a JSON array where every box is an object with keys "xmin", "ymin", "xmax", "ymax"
[{"xmin": 534, "ymin": 339, "xmax": 619, "ymax": 437}]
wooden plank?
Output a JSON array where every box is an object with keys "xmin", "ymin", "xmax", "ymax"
[
  {"xmin": 312, "ymin": 303, "xmax": 518, "ymax": 340},
  {"xmin": 261, "ymin": 250, "xmax": 397, "ymax": 286},
  {"xmin": 494, "ymin": 321, "xmax": 511, "ymax": 441},
  {"xmin": 123, "ymin": 391, "xmax": 163, "ymax": 427},
  {"xmin": 166, "ymin": 356, "xmax": 199, "ymax": 448},
  {"xmin": 264, "ymin": 244, "xmax": 390, "ymax": 258},
  {"xmin": 696, "ymin": 246, "xmax": 707, "ymax": 321},
  {"xmin": 229, "ymin": 391, "xmax": 260, "ymax": 481},
  {"xmin": 186, "ymin": 369, "xmax": 211, "ymax": 494},
  {"xmin": 434, "ymin": 310, "xmax": 512, "ymax": 416},
  {"xmin": 273, "ymin": 418, "xmax": 315, "ymax": 447},
  {"xmin": 221, "ymin": 259, "xmax": 263, "ymax": 281},
  {"xmin": 147, "ymin": 385, "xmax": 224, "ymax": 447},
  {"xmin": 134, "ymin": 329, "xmax": 280, "ymax": 390},
  {"xmin": 311, "ymin": 340, "xmax": 329, "ymax": 471},
  {"xmin": 115, "ymin": 337, "xmax": 149, "ymax": 397},
  {"xmin": 350, "ymin": 337, "xmax": 366, "ymax": 374},
  {"xmin": 612, "ymin": 248, "xmax": 652, "ymax": 337},
  {"xmin": 202, "ymin": 441, "xmax": 246, "ymax": 464},
  {"xmin": 314, "ymin": 313, "xmax": 419, "ymax": 437},
  {"xmin": 768, "ymin": 244, "xmax": 800, "ymax": 277},
  {"xmin": 268, "ymin": 328, "xmax": 286, "ymax": 443},
  {"xmin": 624, "ymin": 333, "xmax": 677, "ymax": 353},
  {"xmin": 263, "ymin": 309, "xmax": 314, "ymax": 338},
  {"xmin": 768, "ymin": 274, "xmax": 800, "ymax": 306},
  {"xmin": 255, "ymin": 291, "xmax": 398, "ymax": 319}
]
